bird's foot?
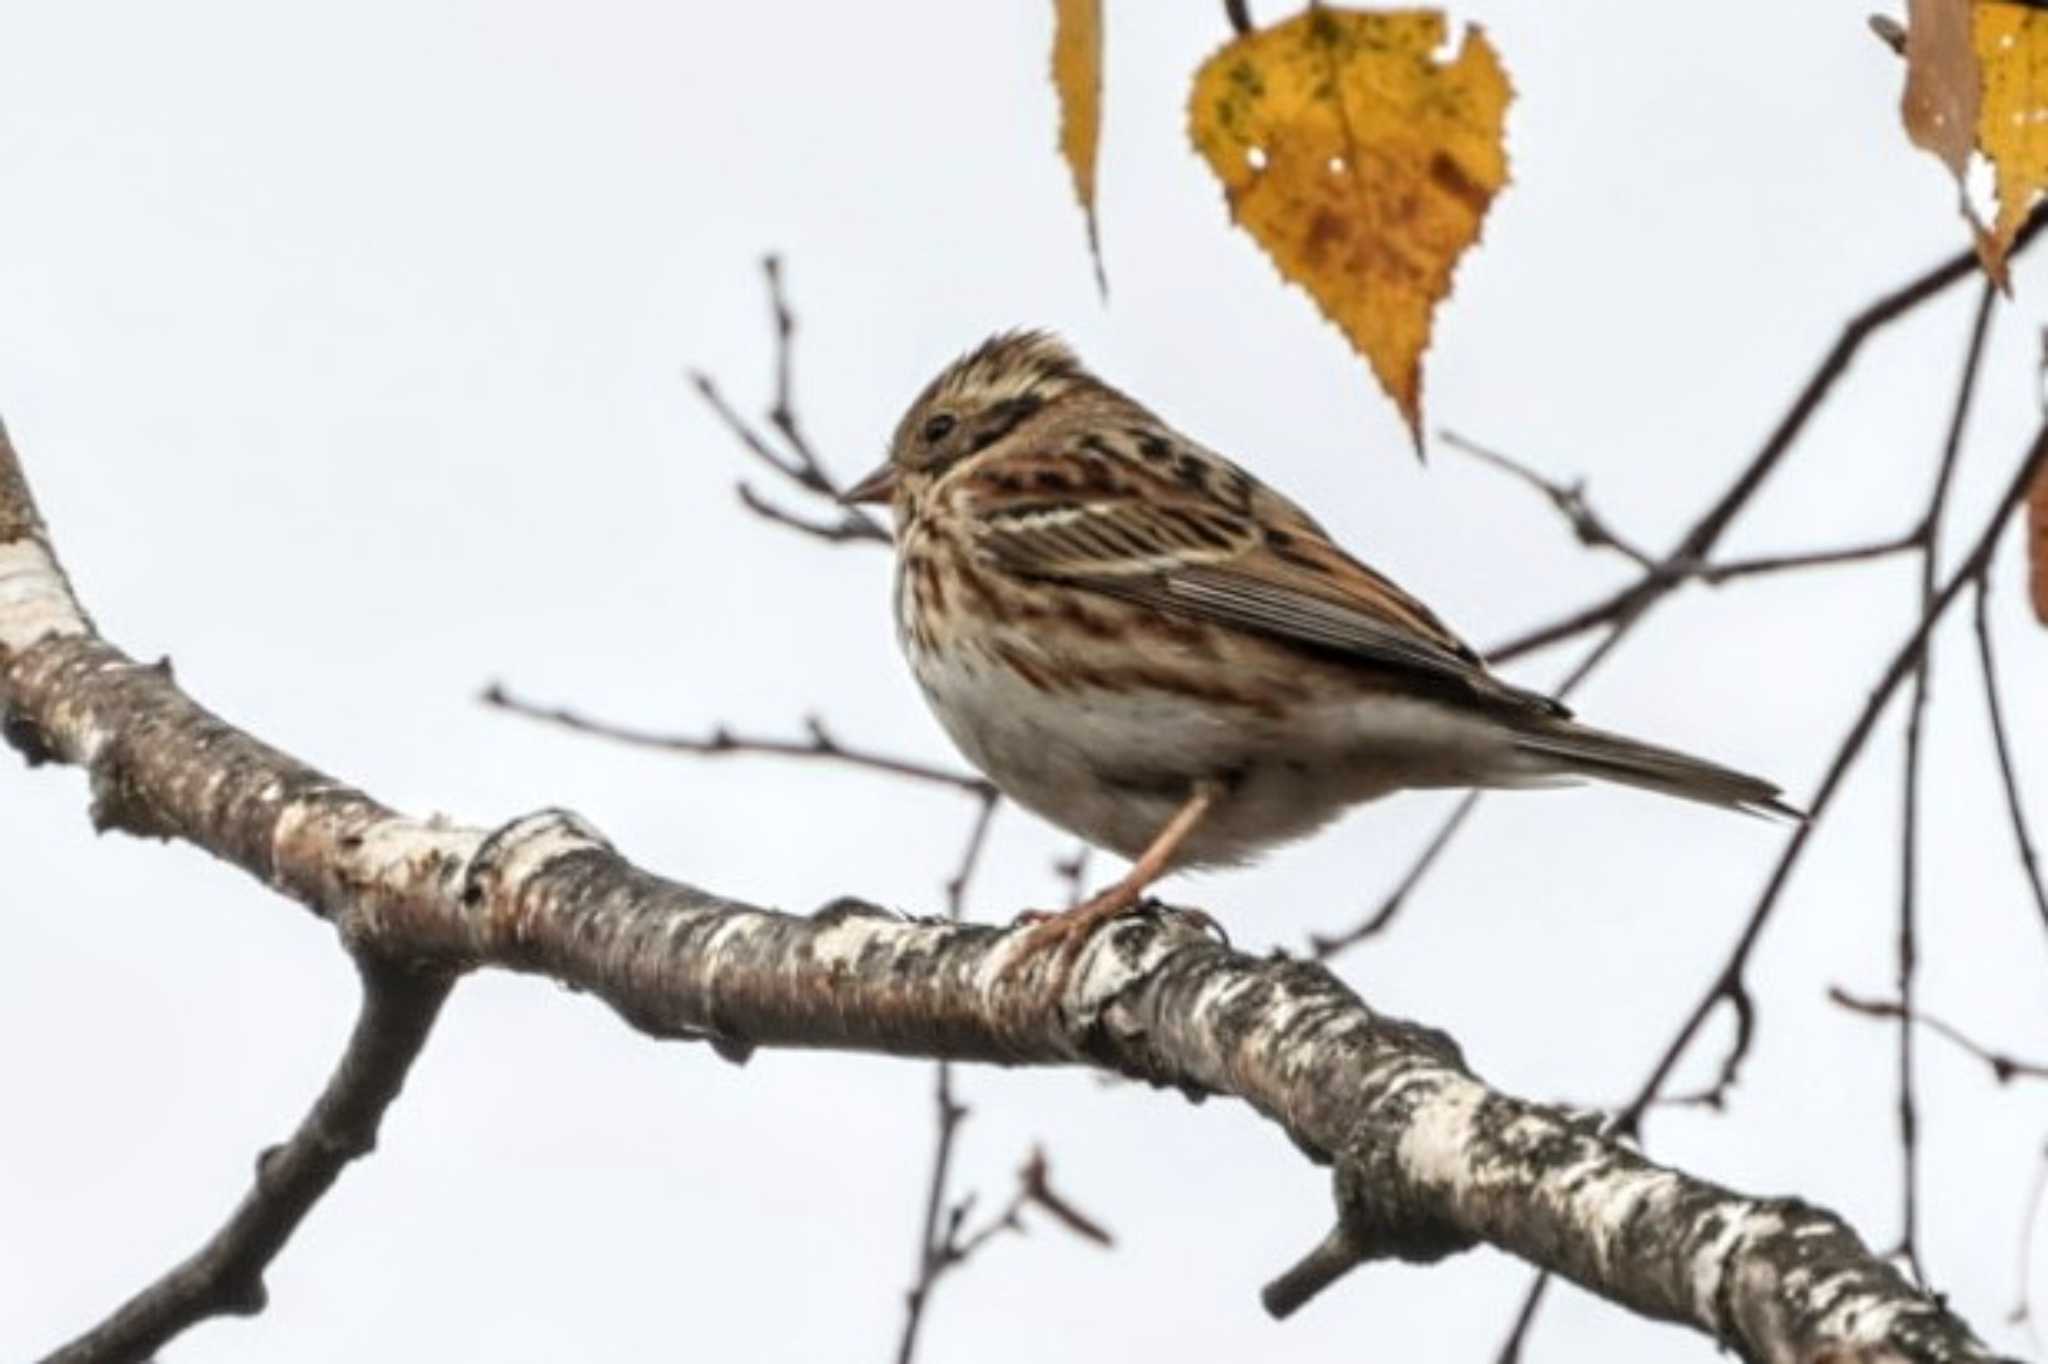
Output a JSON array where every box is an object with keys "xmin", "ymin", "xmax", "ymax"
[{"xmin": 998, "ymin": 881, "xmax": 1149, "ymax": 995}]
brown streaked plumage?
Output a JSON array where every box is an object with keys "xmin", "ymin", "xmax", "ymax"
[{"xmin": 844, "ymin": 332, "xmax": 1796, "ymax": 972}]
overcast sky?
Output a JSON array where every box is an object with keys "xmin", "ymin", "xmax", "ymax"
[{"xmin": 5, "ymin": 3, "xmax": 2047, "ymax": 1361}]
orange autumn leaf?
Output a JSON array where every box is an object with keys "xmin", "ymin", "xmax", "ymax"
[
  {"xmin": 1189, "ymin": 8, "xmax": 1510, "ymax": 450},
  {"xmin": 1974, "ymin": 2, "xmax": 2048, "ymax": 278},
  {"xmin": 1050, "ymin": 0, "xmax": 1107, "ymax": 297}
]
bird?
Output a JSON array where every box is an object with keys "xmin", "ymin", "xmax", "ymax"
[{"xmin": 841, "ymin": 331, "xmax": 1795, "ymax": 972}]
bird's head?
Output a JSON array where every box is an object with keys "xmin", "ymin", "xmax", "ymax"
[{"xmin": 842, "ymin": 330, "xmax": 1093, "ymax": 514}]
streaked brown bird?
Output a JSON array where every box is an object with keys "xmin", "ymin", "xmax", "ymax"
[{"xmin": 844, "ymin": 332, "xmax": 1793, "ymax": 969}]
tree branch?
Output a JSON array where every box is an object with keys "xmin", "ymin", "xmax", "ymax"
[
  {"xmin": 1488, "ymin": 204, "xmax": 2048, "ymax": 667},
  {"xmin": 1615, "ymin": 420, "xmax": 2048, "ymax": 1136},
  {"xmin": 687, "ymin": 256, "xmax": 890, "ymax": 546},
  {"xmin": 1888, "ymin": 275, "xmax": 1994, "ymax": 1285},
  {"xmin": 41, "ymin": 956, "xmax": 452, "ymax": 1364},
  {"xmin": 1330, "ymin": 232, "xmax": 2041, "ymax": 965},
  {"xmin": 1440, "ymin": 429, "xmax": 1658, "ymax": 569},
  {"xmin": 1, "ymin": 425, "xmax": 2020, "ymax": 1360},
  {"xmin": 1830, "ymin": 987, "xmax": 2048, "ymax": 1085},
  {"xmin": 1971, "ymin": 576, "xmax": 2048, "ymax": 940},
  {"xmin": 896, "ymin": 786, "xmax": 1003, "ymax": 1363},
  {"xmin": 480, "ymin": 683, "xmax": 993, "ymax": 797}
]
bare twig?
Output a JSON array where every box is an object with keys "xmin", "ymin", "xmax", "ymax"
[
  {"xmin": 897, "ymin": 1057, "xmax": 971, "ymax": 1364},
  {"xmin": 1494, "ymin": 1271, "xmax": 1553, "ymax": 1364},
  {"xmin": 734, "ymin": 481, "xmax": 884, "ymax": 544},
  {"xmin": 1017, "ymin": 1147, "xmax": 1113, "ymax": 1247},
  {"xmin": 1830, "ymin": 987, "xmax": 2048, "ymax": 1084},
  {"xmin": 688, "ymin": 257, "xmax": 890, "ymax": 546},
  {"xmin": 1440, "ymin": 430, "xmax": 1658, "ymax": 569},
  {"xmin": 42, "ymin": 957, "xmax": 452, "ymax": 1364},
  {"xmin": 1310, "ymin": 792, "xmax": 1478, "ymax": 957},
  {"xmin": 1328, "ymin": 231, "xmax": 2040, "ymax": 969},
  {"xmin": 1702, "ymin": 533, "xmax": 1921, "ymax": 582},
  {"xmin": 1443, "ymin": 427, "xmax": 1925, "ymax": 589},
  {"xmin": 480, "ymin": 683, "xmax": 992, "ymax": 797},
  {"xmin": 1614, "ymin": 421, "xmax": 2048, "ymax": 1137},
  {"xmin": 896, "ymin": 787, "xmax": 1002, "ymax": 1364},
  {"xmin": 898, "ymin": 1149, "xmax": 1111, "ymax": 1364},
  {"xmin": 943, "ymin": 791, "xmax": 1001, "ymax": 920},
  {"xmin": 1489, "ymin": 204, "xmax": 2048, "ymax": 667},
  {"xmin": 2013, "ymin": 1144, "xmax": 2048, "ymax": 1352},
  {"xmin": 1972, "ymin": 576, "xmax": 2048, "ymax": 938},
  {"xmin": 762, "ymin": 256, "xmax": 818, "ymax": 471},
  {"xmin": 1224, "ymin": 0, "xmax": 1253, "ymax": 36},
  {"xmin": 1889, "ymin": 275, "xmax": 1994, "ymax": 1284}
]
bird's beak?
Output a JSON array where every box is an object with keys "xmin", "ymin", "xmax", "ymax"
[{"xmin": 840, "ymin": 462, "xmax": 901, "ymax": 506}]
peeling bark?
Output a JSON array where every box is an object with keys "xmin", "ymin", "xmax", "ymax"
[{"xmin": 0, "ymin": 425, "xmax": 2011, "ymax": 1364}]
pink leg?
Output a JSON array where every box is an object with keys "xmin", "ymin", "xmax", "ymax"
[{"xmin": 1005, "ymin": 781, "xmax": 1222, "ymax": 982}]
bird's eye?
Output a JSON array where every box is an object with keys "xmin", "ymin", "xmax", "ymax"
[{"xmin": 921, "ymin": 412, "xmax": 958, "ymax": 443}]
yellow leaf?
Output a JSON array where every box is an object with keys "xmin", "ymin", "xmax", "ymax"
[
  {"xmin": 1975, "ymin": 1, "xmax": 2048, "ymax": 278},
  {"xmin": 1051, "ymin": 0, "xmax": 1107, "ymax": 298},
  {"xmin": 1189, "ymin": 8, "xmax": 1511, "ymax": 448}
]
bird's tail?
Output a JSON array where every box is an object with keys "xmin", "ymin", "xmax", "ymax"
[{"xmin": 1508, "ymin": 717, "xmax": 1801, "ymax": 820}]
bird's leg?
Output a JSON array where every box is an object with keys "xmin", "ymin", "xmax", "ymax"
[{"xmin": 1007, "ymin": 779, "xmax": 1223, "ymax": 980}]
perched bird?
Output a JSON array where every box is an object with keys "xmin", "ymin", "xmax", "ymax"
[{"xmin": 842, "ymin": 332, "xmax": 1794, "ymax": 967}]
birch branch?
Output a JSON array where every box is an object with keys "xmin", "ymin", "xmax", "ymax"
[
  {"xmin": 0, "ymin": 425, "xmax": 2009, "ymax": 1364},
  {"xmin": 41, "ymin": 959, "xmax": 452, "ymax": 1364}
]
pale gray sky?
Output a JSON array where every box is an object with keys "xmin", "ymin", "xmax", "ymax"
[{"xmin": 4, "ymin": 3, "xmax": 2046, "ymax": 1361}]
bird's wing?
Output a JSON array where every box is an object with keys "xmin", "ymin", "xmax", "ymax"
[{"xmin": 963, "ymin": 431, "xmax": 1566, "ymax": 718}]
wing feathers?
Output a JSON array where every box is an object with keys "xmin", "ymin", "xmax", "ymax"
[{"xmin": 966, "ymin": 438, "xmax": 1565, "ymax": 719}]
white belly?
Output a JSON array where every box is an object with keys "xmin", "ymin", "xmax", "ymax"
[{"xmin": 904, "ymin": 631, "xmax": 1484, "ymax": 868}]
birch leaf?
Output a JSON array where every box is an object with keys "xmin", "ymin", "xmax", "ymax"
[
  {"xmin": 1189, "ymin": 8, "xmax": 1511, "ymax": 450},
  {"xmin": 1903, "ymin": 0, "xmax": 1979, "ymax": 183},
  {"xmin": 1051, "ymin": 0, "xmax": 1107, "ymax": 297},
  {"xmin": 1976, "ymin": 1, "xmax": 2048, "ymax": 278}
]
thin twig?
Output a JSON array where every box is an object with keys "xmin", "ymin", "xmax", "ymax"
[
  {"xmin": 1494, "ymin": 1271, "xmax": 1553, "ymax": 1364},
  {"xmin": 689, "ymin": 369, "xmax": 813, "ymax": 486},
  {"xmin": 1447, "ymin": 423, "xmax": 1922, "ymax": 590},
  {"xmin": 689, "ymin": 257, "xmax": 890, "ymax": 545},
  {"xmin": 1345, "ymin": 234, "xmax": 2038, "ymax": 973},
  {"xmin": 1223, "ymin": 0, "xmax": 1253, "ymax": 36},
  {"xmin": 1702, "ymin": 534, "xmax": 1921, "ymax": 583},
  {"xmin": 944, "ymin": 791, "xmax": 1001, "ymax": 920},
  {"xmin": 1489, "ymin": 205, "xmax": 2048, "ymax": 667},
  {"xmin": 762, "ymin": 255, "xmax": 821, "ymax": 473},
  {"xmin": 1613, "ymin": 422, "xmax": 2048, "ymax": 1137},
  {"xmin": 1889, "ymin": 275, "xmax": 1993, "ymax": 1284},
  {"xmin": 1972, "ymin": 576, "xmax": 2048, "ymax": 938},
  {"xmin": 43, "ymin": 958, "xmax": 453, "ymax": 1364},
  {"xmin": 897, "ymin": 1058, "xmax": 971, "ymax": 1364},
  {"xmin": 1310, "ymin": 792, "xmax": 1478, "ymax": 957},
  {"xmin": 1829, "ymin": 987, "xmax": 2048, "ymax": 1084},
  {"xmin": 1440, "ymin": 429, "xmax": 1658, "ymax": 569},
  {"xmin": 736, "ymin": 481, "xmax": 886, "ymax": 545},
  {"xmin": 481, "ymin": 684, "xmax": 993, "ymax": 797},
  {"xmin": 1444, "ymin": 428, "xmax": 1929, "ymax": 591},
  {"xmin": 2013, "ymin": 1144, "xmax": 2048, "ymax": 1353},
  {"xmin": 897, "ymin": 1148, "xmax": 1111, "ymax": 1364},
  {"xmin": 895, "ymin": 787, "xmax": 1000, "ymax": 1364}
]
